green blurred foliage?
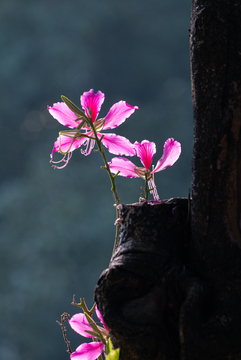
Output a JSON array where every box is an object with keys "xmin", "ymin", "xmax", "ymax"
[{"xmin": 0, "ymin": 0, "xmax": 192, "ymax": 359}]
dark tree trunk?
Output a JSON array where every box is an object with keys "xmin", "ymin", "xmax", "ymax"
[{"xmin": 95, "ymin": 1, "xmax": 241, "ymax": 359}]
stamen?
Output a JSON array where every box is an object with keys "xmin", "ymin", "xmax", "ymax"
[
  {"xmin": 81, "ymin": 139, "xmax": 95, "ymax": 156},
  {"xmin": 51, "ymin": 151, "xmax": 73, "ymax": 169}
]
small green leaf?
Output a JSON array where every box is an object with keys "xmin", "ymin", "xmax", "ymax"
[
  {"xmin": 106, "ymin": 339, "xmax": 120, "ymax": 360},
  {"xmin": 61, "ymin": 96, "xmax": 87, "ymax": 118},
  {"xmin": 105, "ymin": 338, "xmax": 113, "ymax": 355},
  {"xmin": 106, "ymin": 348, "xmax": 120, "ymax": 360}
]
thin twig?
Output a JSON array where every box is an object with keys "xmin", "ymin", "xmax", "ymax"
[{"xmin": 56, "ymin": 312, "xmax": 72, "ymax": 354}]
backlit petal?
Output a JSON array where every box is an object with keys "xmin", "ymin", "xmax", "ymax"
[
  {"xmin": 99, "ymin": 133, "xmax": 135, "ymax": 156},
  {"xmin": 81, "ymin": 89, "xmax": 105, "ymax": 121},
  {"xmin": 48, "ymin": 102, "xmax": 79, "ymax": 128},
  {"xmin": 152, "ymin": 138, "xmax": 181, "ymax": 173},
  {"xmin": 51, "ymin": 135, "xmax": 86, "ymax": 158},
  {"xmin": 103, "ymin": 101, "xmax": 138, "ymax": 130},
  {"xmin": 109, "ymin": 157, "xmax": 138, "ymax": 178},
  {"xmin": 70, "ymin": 342, "xmax": 105, "ymax": 360},
  {"xmin": 95, "ymin": 306, "xmax": 108, "ymax": 331},
  {"xmin": 134, "ymin": 140, "xmax": 156, "ymax": 170},
  {"xmin": 68, "ymin": 313, "xmax": 94, "ymax": 338}
]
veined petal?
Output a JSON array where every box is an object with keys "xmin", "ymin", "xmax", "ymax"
[
  {"xmin": 95, "ymin": 306, "xmax": 108, "ymax": 331},
  {"xmin": 134, "ymin": 140, "xmax": 156, "ymax": 170},
  {"xmin": 103, "ymin": 101, "xmax": 138, "ymax": 130},
  {"xmin": 148, "ymin": 177, "xmax": 160, "ymax": 201},
  {"xmin": 48, "ymin": 102, "xmax": 79, "ymax": 128},
  {"xmin": 68, "ymin": 313, "xmax": 94, "ymax": 338},
  {"xmin": 51, "ymin": 135, "xmax": 86, "ymax": 158},
  {"xmin": 152, "ymin": 138, "xmax": 181, "ymax": 173},
  {"xmin": 81, "ymin": 89, "xmax": 105, "ymax": 121},
  {"xmin": 109, "ymin": 157, "xmax": 138, "ymax": 178},
  {"xmin": 70, "ymin": 341, "xmax": 105, "ymax": 360},
  {"xmin": 99, "ymin": 133, "xmax": 135, "ymax": 156}
]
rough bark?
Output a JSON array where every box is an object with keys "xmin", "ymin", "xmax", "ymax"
[
  {"xmin": 95, "ymin": 199, "xmax": 190, "ymax": 360},
  {"xmin": 95, "ymin": 1, "xmax": 241, "ymax": 359}
]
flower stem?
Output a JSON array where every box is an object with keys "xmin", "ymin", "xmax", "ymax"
[
  {"xmin": 140, "ymin": 173, "xmax": 151, "ymax": 200},
  {"xmin": 88, "ymin": 120, "xmax": 120, "ymax": 252},
  {"xmin": 144, "ymin": 173, "xmax": 149, "ymax": 201}
]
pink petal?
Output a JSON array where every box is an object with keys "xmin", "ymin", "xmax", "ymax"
[
  {"xmin": 70, "ymin": 341, "xmax": 105, "ymax": 360},
  {"xmin": 134, "ymin": 140, "xmax": 156, "ymax": 170},
  {"xmin": 103, "ymin": 101, "xmax": 138, "ymax": 130},
  {"xmin": 68, "ymin": 313, "xmax": 94, "ymax": 338},
  {"xmin": 148, "ymin": 177, "xmax": 160, "ymax": 201},
  {"xmin": 48, "ymin": 102, "xmax": 79, "ymax": 128},
  {"xmin": 81, "ymin": 89, "xmax": 105, "ymax": 121},
  {"xmin": 51, "ymin": 135, "xmax": 86, "ymax": 157},
  {"xmin": 152, "ymin": 138, "xmax": 181, "ymax": 173},
  {"xmin": 95, "ymin": 306, "xmax": 108, "ymax": 331},
  {"xmin": 99, "ymin": 133, "xmax": 135, "ymax": 156},
  {"xmin": 109, "ymin": 157, "xmax": 139, "ymax": 178}
]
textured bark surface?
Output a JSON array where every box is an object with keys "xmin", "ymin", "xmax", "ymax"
[
  {"xmin": 190, "ymin": 0, "xmax": 241, "ymax": 282},
  {"xmin": 95, "ymin": 199, "xmax": 190, "ymax": 360},
  {"xmin": 95, "ymin": 1, "xmax": 241, "ymax": 359}
]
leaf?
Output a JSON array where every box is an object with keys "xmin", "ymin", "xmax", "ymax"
[
  {"xmin": 106, "ymin": 348, "xmax": 120, "ymax": 360},
  {"xmin": 105, "ymin": 338, "xmax": 120, "ymax": 360},
  {"xmin": 105, "ymin": 338, "xmax": 113, "ymax": 355}
]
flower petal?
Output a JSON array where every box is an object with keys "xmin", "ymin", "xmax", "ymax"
[
  {"xmin": 81, "ymin": 89, "xmax": 105, "ymax": 121},
  {"xmin": 109, "ymin": 157, "xmax": 138, "ymax": 178},
  {"xmin": 51, "ymin": 135, "xmax": 86, "ymax": 158},
  {"xmin": 95, "ymin": 306, "xmax": 108, "ymax": 331},
  {"xmin": 70, "ymin": 341, "xmax": 105, "ymax": 360},
  {"xmin": 103, "ymin": 101, "xmax": 138, "ymax": 130},
  {"xmin": 152, "ymin": 138, "xmax": 181, "ymax": 173},
  {"xmin": 99, "ymin": 133, "xmax": 135, "ymax": 156},
  {"xmin": 134, "ymin": 140, "xmax": 156, "ymax": 170},
  {"xmin": 68, "ymin": 313, "xmax": 95, "ymax": 338},
  {"xmin": 148, "ymin": 177, "xmax": 160, "ymax": 201},
  {"xmin": 48, "ymin": 102, "xmax": 79, "ymax": 128}
]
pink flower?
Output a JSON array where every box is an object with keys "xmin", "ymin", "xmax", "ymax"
[
  {"xmin": 69, "ymin": 307, "xmax": 108, "ymax": 360},
  {"xmin": 109, "ymin": 138, "xmax": 181, "ymax": 200},
  {"xmin": 48, "ymin": 89, "xmax": 138, "ymax": 168}
]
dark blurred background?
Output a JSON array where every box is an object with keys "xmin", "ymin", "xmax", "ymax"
[{"xmin": 0, "ymin": 0, "xmax": 193, "ymax": 359}]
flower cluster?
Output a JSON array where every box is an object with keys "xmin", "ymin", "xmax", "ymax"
[
  {"xmin": 48, "ymin": 89, "xmax": 137, "ymax": 169},
  {"xmin": 109, "ymin": 138, "xmax": 181, "ymax": 200},
  {"xmin": 48, "ymin": 89, "xmax": 181, "ymax": 200},
  {"xmin": 50, "ymin": 89, "xmax": 182, "ymax": 360},
  {"xmin": 68, "ymin": 306, "xmax": 109, "ymax": 360}
]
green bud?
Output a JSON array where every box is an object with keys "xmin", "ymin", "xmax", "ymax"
[
  {"xmin": 134, "ymin": 167, "xmax": 149, "ymax": 179},
  {"xmin": 84, "ymin": 330, "xmax": 102, "ymax": 339},
  {"xmin": 77, "ymin": 120, "xmax": 88, "ymax": 129},
  {"xmin": 84, "ymin": 312, "xmax": 106, "ymax": 345},
  {"xmin": 94, "ymin": 118, "xmax": 106, "ymax": 132},
  {"xmin": 61, "ymin": 95, "xmax": 87, "ymax": 118}
]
